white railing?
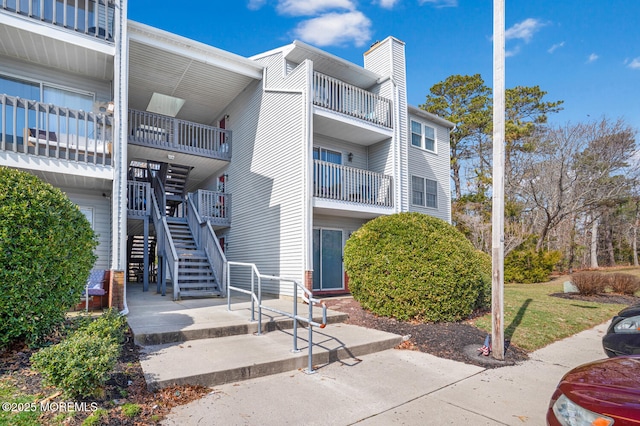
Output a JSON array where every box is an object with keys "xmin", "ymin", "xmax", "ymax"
[
  {"xmin": 194, "ymin": 189, "xmax": 231, "ymax": 227},
  {"xmin": 313, "ymin": 160, "xmax": 393, "ymax": 207},
  {"xmin": 128, "ymin": 109, "xmax": 231, "ymax": 160},
  {"xmin": 1, "ymin": 0, "xmax": 115, "ymax": 41},
  {"xmin": 313, "ymin": 72, "xmax": 392, "ymax": 128},
  {"xmin": 226, "ymin": 261, "xmax": 327, "ymax": 374},
  {"xmin": 0, "ymin": 94, "xmax": 112, "ymax": 166},
  {"xmin": 127, "ymin": 181, "xmax": 150, "ymax": 217},
  {"xmin": 186, "ymin": 193, "xmax": 227, "ymax": 293}
]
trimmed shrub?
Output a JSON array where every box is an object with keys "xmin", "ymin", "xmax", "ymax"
[
  {"xmin": 344, "ymin": 212, "xmax": 491, "ymax": 322},
  {"xmin": 571, "ymin": 272, "xmax": 608, "ymax": 296},
  {"xmin": 504, "ymin": 240, "xmax": 562, "ymax": 283},
  {"xmin": 608, "ymin": 273, "xmax": 640, "ymax": 296},
  {"xmin": 31, "ymin": 311, "xmax": 125, "ymax": 398},
  {"xmin": 0, "ymin": 167, "xmax": 97, "ymax": 348}
]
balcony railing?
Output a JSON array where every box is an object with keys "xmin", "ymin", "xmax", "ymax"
[
  {"xmin": 313, "ymin": 72, "xmax": 392, "ymax": 128},
  {"xmin": 128, "ymin": 109, "xmax": 231, "ymax": 161},
  {"xmin": 192, "ymin": 189, "xmax": 231, "ymax": 228},
  {"xmin": 127, "ymin": 180, "xmax": 151, "ymax": 217},
  {"xmin": 0, "ymin": 94, "xmax": 113, "ymax": 166},
  {"xmin": 1, "ymin": 0, "xmax": 115, "ymax": 42},
  {"xmin": 313, "ymin": 160, "xmax": 393, "ymax": 207}
]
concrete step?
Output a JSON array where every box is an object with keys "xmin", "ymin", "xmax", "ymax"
[
  {"xmin": 131, "ymin": 306, "xmax": 348, "ymax": 346},
  {"xmin": 139, "ymin": 323, "xmax": 403, "ymax": 390},
  {"xmin": 179, "ymin": 289, "xmax": 222, "ymax": 298}
]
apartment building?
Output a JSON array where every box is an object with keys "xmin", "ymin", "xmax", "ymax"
[{"xmin": 0, "ymin": 1, "xmax": 452, "ymax": 304}]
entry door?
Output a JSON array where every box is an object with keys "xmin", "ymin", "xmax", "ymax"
[{"xmin": 313, "ymin": 228, "xmax": 344, "ymax": 291}]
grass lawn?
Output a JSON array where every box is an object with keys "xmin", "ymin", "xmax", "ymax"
[{"xmin": 472, "ymin": 268, "xmax": 640, "ymax": 352}]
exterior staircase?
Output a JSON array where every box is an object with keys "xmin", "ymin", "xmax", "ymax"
[
  {"xmin": 164, "ymin": 163, "xmax": 191, "ymax": 217},
  {"xmin": 166, "ymin": 218, "xmax": 221, "ymax": 298},
  {"xmin": 127, "ymin": 235, "xmax": 156, "ymax": 283}
]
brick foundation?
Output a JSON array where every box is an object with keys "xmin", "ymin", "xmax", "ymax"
[
  {"xmin": 304, "ymin": 270, "xmax": 313, "ymax": 292},
  {"xmin": 109, "ymin": 270, "xmax": 125, "ymax": 311}
]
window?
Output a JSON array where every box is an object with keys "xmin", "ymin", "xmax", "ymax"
[
  {"xmin": 412, "ymin": 176, "xmax": 437, "ymax": 209},
  {"xmin": 410, "ymin": 120, "xmax": 436, "ymax": 152}
]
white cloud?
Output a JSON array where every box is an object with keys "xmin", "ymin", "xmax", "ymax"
[
  {"xmin": 587, "ymin": 53, "xmax": 599, "ymax": 63},
  {"xmin": 378, "ymin": 0, "xmax": 400, "ymax": 8},
  {"xmin": 506, "ymin": 46, "xmax": 521, "ymax": 58},
  {"xmin": 548, "ymin": 41, "xmax": 565, "ymax": 53},
  {"xmin": 292, "ymin": 11, "xmax": 372, "ymax": 47},
  {"xmin": 419, "ymin": 0, "xmax": 458, "ymax": 7},
  {"xmin": 277, "ymin": 0, "xmax": 355, "ymax": 16},
  {"xmin": 628, "ymin": 57, "xmax": 640, "ymax": 69},
  {"xmin": 505, "ymin": 18, "xmax": 544, "ymax": 43},
  {"xmin": 247, "ymin": 0, "xmax": 266, "ymax": 10}
]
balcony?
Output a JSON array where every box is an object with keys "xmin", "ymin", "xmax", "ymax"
[
  {"xmin": 192, "ymin": 189, "xmax": 231, "ymax": 229},
  {"xmin": 313, "ymin": 72, "xmax": 392, "ymax": 129},
  {"xmin": 0, "ymin": 94, "xmax": 113, "ymax": 166},
  {"xmin": 313, "ymin": 160, "xmax": 393, "ymax": 208},
  {"xmin": 128, "ymin": 109, "xmax": 231, "ymax": 162},
  {"xmin": 1, "ymin": 0, "xmax": 115, "ymax": 42}
]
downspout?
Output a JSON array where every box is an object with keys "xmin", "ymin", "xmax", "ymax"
[{"xmin": 115, "ymin": 0, "xmax": 129, "ymax": 315}]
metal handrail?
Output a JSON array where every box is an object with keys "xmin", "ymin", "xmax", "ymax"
[{"xmin": 226, "ymin": 261, "xmax": 327, "ymax": 374}]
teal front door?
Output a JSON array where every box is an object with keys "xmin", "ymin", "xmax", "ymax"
[{"xmin": 312, "ymin": 228, "xmax": 344, "ymax": 291}]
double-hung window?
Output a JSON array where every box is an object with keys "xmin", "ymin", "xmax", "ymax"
[
  {"xmin": 412, "ymin": 176, "xmax": 437, "ymax": 209},
  {"xmin": 410, "ymin": 120, "xmax": 435, "ymax": 152}
]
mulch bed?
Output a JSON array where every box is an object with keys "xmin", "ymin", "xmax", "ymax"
[
  {"xmin": 0, "ymin": 326, "xmax": 210, "ymax": 425},
  {"xmin": 322, "ymin": 297, "xmax": 530, "ymax": 368}
]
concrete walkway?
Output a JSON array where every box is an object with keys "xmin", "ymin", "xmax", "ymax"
[{"xmin": 162, "ymin": 322, "xmax": 610, "ymax": 425}]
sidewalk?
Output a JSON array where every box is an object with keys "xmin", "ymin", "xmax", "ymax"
[{"xmin": 162, "ymin": 322, "xmax": 610, "ymax": 425}]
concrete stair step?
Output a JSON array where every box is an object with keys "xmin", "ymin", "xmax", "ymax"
[
  {"xmin": 139, "ymin": 323, "xmax": 402, "ymax": 390},
  {"xmin": 178, "ymin": 289, "xmax": 222, "ymax": 298}
]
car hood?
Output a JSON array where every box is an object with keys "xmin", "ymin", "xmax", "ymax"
[
  {"xmin": 558, "ymin": 356, "xmax": 640, "ymax": 420},
  {"xmin": 617, "ymin": 304, "xmax": 640, "ymax": 318}
]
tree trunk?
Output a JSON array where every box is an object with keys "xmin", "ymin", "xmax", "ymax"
[{"xmin": 590, "ymin": 217, "xmax": 599, "ymax": 268}]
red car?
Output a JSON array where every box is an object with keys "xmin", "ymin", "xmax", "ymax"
[{"xmin": 547, "ymin": 355, "xmax": 640, "ymax": 425}]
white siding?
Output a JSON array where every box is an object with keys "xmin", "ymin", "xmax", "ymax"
[
  {"xmin": 63, "ymin": 188, "xmax": 112, "ymax": 270},
  {"xmin": 219, "ymin": 63, "xmax": 308, "ymax": 296},
  {"xmin": 363, "ymin": 37, "xmax": 408, "ymax": 213},
  {"xmin": 313, "ymin": 134, "xmax": 367, "ymax": 170},
  {"xmin": 407, "ymin": 114, "xmax": 452, "ymax": 223}
]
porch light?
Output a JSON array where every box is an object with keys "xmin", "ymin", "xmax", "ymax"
[
  {"xmin": 348, "ymin": 152, "xmax": 353, "ymax": 162},
  {"xmin": 147, "ymin": 93, "xmax": 185, "ymax": 117},
  {"xmin": 106, "ymin": 101, "xmax": 115, "ymax": 114}
]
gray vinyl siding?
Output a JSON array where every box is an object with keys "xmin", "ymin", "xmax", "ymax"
[
  {"xmin": 407, "ymin": 115, "xmax": 451, "ymax": 223},
  {"xmin": 313, "ymin": 215, "xmax": 367, "ymax": 238},
  {"xmin": 0, "ymin": 56, "xmax": 112, "ymax": 102},
  {"xmin": 220, "ymin": 66, "xmax": 307, "ymax": 297},
  {"xmin": 63, "ymin": 188, "xmax": 112, "ymax": 270},
  {"xmin": 368, "ymin": 139, "xmax": 393, "ymax": 176}
]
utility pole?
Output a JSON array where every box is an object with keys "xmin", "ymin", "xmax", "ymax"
[{"xmin": 492, "ymin": 0, "xmax": 505, "ymax": 361}]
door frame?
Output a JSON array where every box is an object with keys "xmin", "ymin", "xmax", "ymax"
[{"xmin": 312, "ymin": 227, "xmax": 345, "ymax": 292}]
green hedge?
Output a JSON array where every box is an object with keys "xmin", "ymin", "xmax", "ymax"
[
  {"xmin": 31, "ymin": 309, "xmax": 125, "ymax": 398},
  {"xmin": 344, "ymin": 212, "xmax": 491, "ymax": 322},
  {"xmin": 0, "ymin": 167, "xmax": 97, "ymax": 348},
  {"xmin": 504, "ymin": 239, "xmax": 562, "ymax": 283}
]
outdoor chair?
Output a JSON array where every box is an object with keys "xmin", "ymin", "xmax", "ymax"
[{"xmin": 83, "ymin": 269, "xmax": 107, "ymax": 311}]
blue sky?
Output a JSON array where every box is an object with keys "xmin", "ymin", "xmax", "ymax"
[{"xmin": 129, "ymin": 0, "xmax": 640, "ymax": 131}]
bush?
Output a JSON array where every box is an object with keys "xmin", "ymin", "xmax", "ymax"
[
  {"xmin": 0, "ymin": 167, "xmax": 97, "ymax": 348},
  {"xmin": 608, "ymin": 273, "xmax": 640, "ymax": 295},
  {"xmin": 31, "ymin": 311, "xmax": 125, "ymax": 398},
  {"xmin": 504, "ymin": 240, "xmax": 562, "ymax": 283},
  {"xmin": 344, "ymin": 212, "xmax": 491, "ymax": 322},
  {"xmin": 571, "ymin": 272, "xmax": 608, "ymax": 296}
]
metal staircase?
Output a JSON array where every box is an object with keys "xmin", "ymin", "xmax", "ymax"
[{"xmin": 166, "ymin": 217, "xmax": 221, "ymax": 298}]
